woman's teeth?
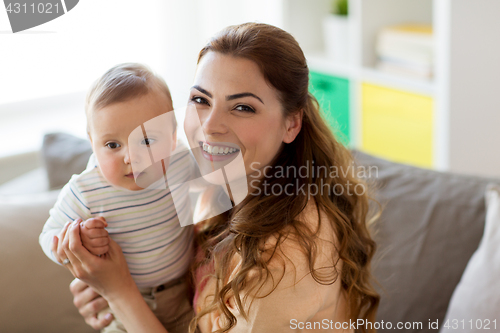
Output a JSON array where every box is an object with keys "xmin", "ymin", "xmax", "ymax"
[{"xmin": 202, "ymin": 143, "xmax": 239, "ymax": 155}]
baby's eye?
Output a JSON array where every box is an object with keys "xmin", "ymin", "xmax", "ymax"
[
  {"xmin": 234, "ymin": 104, "xmax": 255, "ymax": 113},
  {"xmin": 105, "ymin": 142, "xmax": 121, "ymax": 149},
  {"xmin": 141, "ymin": 138, "xmax": 156, "ymax": 146},
  {"xmin": 191, "ymin": 96, "xmax": 210, "ymax": 106}
]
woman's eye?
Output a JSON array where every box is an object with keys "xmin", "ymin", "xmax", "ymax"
[
  {"xmin": 191, "ymin": 96, "xmax": 210, "ymax": 106},
  {"xmin": 106, "ymin": 142, "xmax": 121, "ymax": 149},
  {"xmin": 234, "ymin": 104, "xmax": 255, "ymax": 113},
  {"xmin": 141, "ymin": 138, "xmax": 155, "ymax": 145}
]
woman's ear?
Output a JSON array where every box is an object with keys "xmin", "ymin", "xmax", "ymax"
[{"xmin": 283, "ymin": 109, "xmax": 303, "ymax": 144}]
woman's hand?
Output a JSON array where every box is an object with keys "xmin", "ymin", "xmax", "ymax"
[
  {"xmin": 59, "ymin": 221, "xmax": 169, "ymax": 333},
  {"xmin": 57, "ymin": 220, "xmax": 137, "ymax": 301},
  {"xmin": 69, "ymin": 278, "xmax": 114, "ymax": 330}
]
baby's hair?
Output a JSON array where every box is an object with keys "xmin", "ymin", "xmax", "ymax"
[{"xmin": 85, "ymin": 63, "xmax": 175, "ymax": 133}]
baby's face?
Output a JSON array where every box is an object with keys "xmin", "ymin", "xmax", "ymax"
[{"xmin": 89, "ymin": 89, "xmax": 176, "ymax": 191}]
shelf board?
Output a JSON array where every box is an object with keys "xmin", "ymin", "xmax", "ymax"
[
  {"xmin": 360, "ymin": 68, "xmax": 436, "ymax": 97},
  {"xmin": 306, "ymin": 53, "xmax": 355, "ymax": 79},
  {"xmin": 306, "ymin": 53, "xmax": 436, "ymax": 96}
]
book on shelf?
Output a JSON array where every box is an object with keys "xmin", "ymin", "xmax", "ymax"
[{"xmin": 376, "ymin": 24, "xmax": 434, "ymax": 80}]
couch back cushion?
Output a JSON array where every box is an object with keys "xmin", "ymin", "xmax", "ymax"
[
  {"xmin": 352, "ymin": 150, "xmax": 500, "ymax": 332},
  {"xmin": 42, "ymin": 132, "xmax": 92, "ymax": 190}
]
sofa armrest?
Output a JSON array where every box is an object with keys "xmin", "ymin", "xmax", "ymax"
[
  {"xmin": 0, "ymin": 167, "xmax": 49, "ymax": 195},
  {"xmin": 0, "ymin": 191, "xmax": 94, "ymax": 333},
  {"xmin": 0, "ymin": 150, "xmax": 41, "ymax": 186}
]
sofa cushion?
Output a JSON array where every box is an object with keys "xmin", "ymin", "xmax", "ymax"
[
  {"xmin": 42, "ymin": 132, "xmax": 92, "ymax": 190},
  {"xmin": 352, "ymin": 150, "xmax": 500, "ymax": 332},
  {"xmin": 0, "ymin": 191, "xmax": 94, "ymax": 333},
  {"xmin": 440, "ymin": 184, "xmax": 500, "ymax": 333}
]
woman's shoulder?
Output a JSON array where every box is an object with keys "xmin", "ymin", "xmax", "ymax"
[{"xmin": 297, "ymin": 198, "xmax": 335, "ymax": 232}]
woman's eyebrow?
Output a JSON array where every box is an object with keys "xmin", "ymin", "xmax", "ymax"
[
  {"xmin": 191, "ymin": 85, "xmax": 264, "ymax": 104},
  {"xmin": 191, "ymin": 85, "xmax": 212, "ymax": 98},
  {"xmin": 227, "ymin": 93, "xmax": 264, "ymax": 105}
]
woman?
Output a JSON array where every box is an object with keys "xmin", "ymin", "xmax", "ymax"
[{"xmin": 61, "ymin": 22, "xmax": 380, "ymax": 332}]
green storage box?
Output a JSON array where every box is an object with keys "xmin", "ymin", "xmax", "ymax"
[{"xmin": 309, "ymin": 71, "xmax": 350, "ymax": 146}]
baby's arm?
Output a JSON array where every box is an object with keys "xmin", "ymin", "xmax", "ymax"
[
  {"xmin": 80, "ymin": 217, "xmax": 110, "ymax": 256},
  {"xmin": 40, "ymin": 176, "xmax": 91, "ymax": 264}
]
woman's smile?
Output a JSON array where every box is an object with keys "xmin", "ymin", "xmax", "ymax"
[{"xmin": 199, "ymin": 140, "xmax": 240, "ymax": 161}]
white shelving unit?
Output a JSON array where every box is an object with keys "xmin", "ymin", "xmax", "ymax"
[
  {"xmin": 278, "ymin": 0, "xmax": 500, "ymax": 177},
  {"xmin": 193, "ymin": 0, "xmax": 500, "ymax": 177}
]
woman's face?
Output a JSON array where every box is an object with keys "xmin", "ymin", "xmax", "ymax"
[{"xmin": 184, "ymin": 51, "xmax": 301, "ymax": 182}]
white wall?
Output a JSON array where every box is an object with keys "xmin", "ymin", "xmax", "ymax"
[
  {"xmin": 448, "ymin": 0, "xmax": 500, "ymax": 178},
  {"xmin": 0, "ymin": 0, "xmax": 172, "ymax": 104},
  {"xmin": 0, "ymin": 0, "xmax": 203, "ymax": 156},
  {"xmin": 0, "ymin": 0, "xmax": 290, "ymax": 157}
]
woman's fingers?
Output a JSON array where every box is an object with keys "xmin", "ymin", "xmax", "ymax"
[
  {"xmin": 71, "ymin": 282, "xmax": 98, "ymax": 307},
  {"xmin": 76, "ymin": 288, "xmax": 109, "ymax": 316},
  {"xmin": 61, "ymin": 221, "xmax": 89, "ymax": 279},
  {"xmin": 63, "ymin": 242, "xmax": 82, "ymax": 270},
  {"xmin": 87, "ymin": 245, "xmax": 110, "ymax": 256},
  {"xmin": 69, "ymin": 279, "xmax": 113, "ymax": 330},
  {"xmin": 82, "ymin": 295, "xmax": 109, "ymax": 316},
  {"xmin": 69, "ymin": 278, "xmax": 89, "ymax": 296},
  {"xmin": 57, "ymin": 220, "xmax": 77, "ymax": 264},
  {"xmin": 51, "ymin": 235, "xmax": 59, "ymax": 261},
  {"xmin": 56, "ymin": 221, "xmax": 70, "ymax": 262},
  {"xmin": 107, "ymin": 237, "xmax": 123, "ymax": 256},
  {"xmin": 86, "ymin": 308, "xmax": 114, "ymax": 330},
  {"xmin": 66, "ymin": 220, "xmax": 98, "ymax": 271}
]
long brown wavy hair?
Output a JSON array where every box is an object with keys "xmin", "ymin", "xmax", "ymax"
[{"xmin": 189, "ymin": 22, "xmax": 380, "ymax": 333}]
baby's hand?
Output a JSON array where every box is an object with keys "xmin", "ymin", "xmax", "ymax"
[{"xmin": 80, "ymin": 217, "xmax": 109, "ymax": 256}]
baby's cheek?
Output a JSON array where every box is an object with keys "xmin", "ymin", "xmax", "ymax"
[{"xmin": 99, "ymin": 160, "xmax": 123, "ymax": 186}]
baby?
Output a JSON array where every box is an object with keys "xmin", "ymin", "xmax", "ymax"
[{"xmin": 39, "ymin": 63, "xmax": 194, "ymax": 333}]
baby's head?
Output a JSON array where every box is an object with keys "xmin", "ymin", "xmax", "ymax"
[{"xmin": 85, "ymin": 63, "xmax": 177, "ymax": 191}]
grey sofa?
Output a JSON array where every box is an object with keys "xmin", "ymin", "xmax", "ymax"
[
  {"xmin": 0, "ymin": 132, "xmax": 498, "ymax": 332},
  {"xmin": 353, "ymin": 151, "xmax": 499, "ymax": 332}
]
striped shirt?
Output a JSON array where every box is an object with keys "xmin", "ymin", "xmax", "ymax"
[{"xmin": 39, "ymin": 142, "xmax": 195, "ymax": 288}]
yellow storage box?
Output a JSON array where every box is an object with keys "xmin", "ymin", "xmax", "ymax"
[{"xmin": 361, "ymin": 83, "xmax": 433, "ymax": 167}]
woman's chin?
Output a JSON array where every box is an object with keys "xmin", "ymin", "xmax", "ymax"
[{"xmin": 193, "ymin": 151, "xmax": 246, "ymax": 184}]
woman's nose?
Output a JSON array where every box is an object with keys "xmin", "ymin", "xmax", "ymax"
[{"xmin": 200, "ymin": 105, "xmax": 228, "ymax": 136}]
